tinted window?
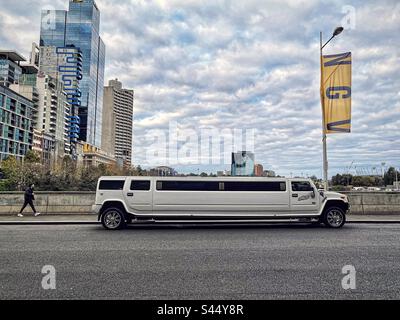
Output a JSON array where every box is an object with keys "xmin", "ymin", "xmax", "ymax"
[
  {"xmin": 99, "ymin": 180, "xmax": 125, "ymax": 190},
  {"xmin": 224, "ymin": 181, "xmax": 286, "ymax": 191},
  {"xmin": 292, "ymin": 181, "xmax": 313, "ymax": 191},
  {"xmin": 130, "ymin": 180, "xmax": 151, "ymax": 191},
  {"xmin": 157, "ymin": 181, "xmax": 220, "ymax": 191}
]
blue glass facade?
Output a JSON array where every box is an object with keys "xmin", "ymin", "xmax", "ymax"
[
  {"xmin": 56, "ymin": 47, "xmax": 83, "ymax": 148},
  {"xmin": 40, "ymin": 0, "xmax": 105, "ymax": 147}
]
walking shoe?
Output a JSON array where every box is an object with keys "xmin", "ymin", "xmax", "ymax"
[
  {"xmin": 17, "ymin": 213, "xmax": 24, "ymax": 217},
  {"xmin": 34, "ymin": 212, "xmax": 41, "ymax": 217}
]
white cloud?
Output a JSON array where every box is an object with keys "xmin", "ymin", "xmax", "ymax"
[{"xmin": 0, "ymin": 0, "xmax": 399, "ymax": 176}]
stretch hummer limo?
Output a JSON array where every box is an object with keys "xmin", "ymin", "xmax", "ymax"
[{"xmin": 92, "ymin": 176, "xmax": 350, "ymax": 230}]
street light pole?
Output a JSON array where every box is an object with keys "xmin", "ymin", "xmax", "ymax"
[
  {"xmin": 320, "ymin": 27, "xmax": 344, "ymax": 191},
  {"xmin": 320, "ymin": 32, "xmax": 328, "ymax": 191}
]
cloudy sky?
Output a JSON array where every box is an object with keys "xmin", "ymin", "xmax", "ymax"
[{"xmin": 1, "ymin": 0, "xmax": 399, "ymax": 177}]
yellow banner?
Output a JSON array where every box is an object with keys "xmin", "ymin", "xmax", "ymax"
[{"xmin": 321, "ymin": 52, "xmax": 352, "ymax": 133}]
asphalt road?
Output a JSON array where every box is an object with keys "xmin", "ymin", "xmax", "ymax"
[{"xmin": 0, "ymin": 223, "xmax": 399, "ymax": 300}]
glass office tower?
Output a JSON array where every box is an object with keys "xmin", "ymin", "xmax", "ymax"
[{"xmin": 40, "ymin": 0, "xmax": 105, "ymax": 147}]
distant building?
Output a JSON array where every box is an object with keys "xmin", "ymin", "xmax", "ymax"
[
  {"xmin": 102, "ymin": 79, "xmax": 134, "ymax": 167},
  {"xmin": 150, "ymin": 166, "xmax": 177, "ymax": 176},
  {"xmin": 231, "ymin": 151, "xmax": 255, "ymax": 176},
  {"xmin": 254, "ymin": 164, "xmax": 264, "ymax": 177},
  {"xmin": 32, "ymin": 129, "xmax": 54, "ymax": 166},
  {"xmin": 81, "ymin": 143, "xmax": 115, "ymax": 167},
  {"xmin": 263, "ymin": 170, "xmax": 276, "ymax": 177},
  {"xmin": 0, "ymin": 84, "xmax": 34, "ymax": 161},
  {"xmin": 217, "ymin": 170, "xmax": 231, "ymax": 176}
]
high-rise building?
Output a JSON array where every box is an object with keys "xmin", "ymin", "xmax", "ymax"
[
  {"xmin": 35, "ymin": 74, "xmax": 71, "ymax": 157},
  {"xmin": 39, "ymin": 45, "xmax": 83, "ymax": 158},
  {"xmin": 40, "ymin": 0, "xmax": 106, "ymax": 147},
  {"xmin": 231, "ymin": 151, "xmax": 255, "ymax": 176},
  {"xmin": 9, "ymin": 47, "xmax": 71, "ymax": 161},
  {"xmin": 102, "ymin": 79, "xmax": 134, "ymax": 166},
  {"xmin": 0, "ymin": 51, "xmax": 24, "ymax": 87},
  {"xmin": 0, "ymin": 85, "xmax": 33, "ymax": 161}
]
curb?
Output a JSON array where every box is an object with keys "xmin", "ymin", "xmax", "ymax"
[
  {"xmin": 0, "ymin": 221, "xmax": 99, "ymax": 225},
  {"xmin": 1, "ymin": 220, "xmax": 400, "ymax": 226},
  {"xmin": 347, "ymin": 221, "xmax": 400, "ymax": 224}
]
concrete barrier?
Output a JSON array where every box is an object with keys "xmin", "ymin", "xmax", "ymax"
[
  {"xmin": 0, "ymin": 192, "xmax": 95, "ymax": 215},
  {"xmin": 343, "ymin": 191, "xmax": 400, "ymax": 215},
  {"xmin": 0, "ymin": 191, "xmax": 399, "ymax": 215}
]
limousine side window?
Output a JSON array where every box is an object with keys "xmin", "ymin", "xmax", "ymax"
[
  {"xmin": 291, "ymin": 181, "xmax": 313, "ymax": 192},
  {"xmin": 130, "ymin": 180, "xmax": 151, "ymax": 191},
  {"xmin": 99, "ymin": 180, "xmax": 125, "ymax": 190},
  {"xmin": 224, "ymin": 181, "xmax": 286, "ymax": 192},
  {"xmin": 157, "ymin": 181, "xmax": 220, "ymax": 191}
]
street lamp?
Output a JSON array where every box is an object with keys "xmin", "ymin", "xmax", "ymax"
[{"xmin": 320, "ymin": 26, "xmax": 344, "ymax": 191}]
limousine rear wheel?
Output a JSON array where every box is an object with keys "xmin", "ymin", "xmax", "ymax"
[
  {"xmin": 322, "ymin": 207, "xmax": 346, "ymax": 228},
  {"xmin": 101, "ymin": 208, "xmax": 126, "ymax": 230}
]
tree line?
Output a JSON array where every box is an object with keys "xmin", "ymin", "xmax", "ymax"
[
  {"xmin": 1, "ymin": 151, "xmax": 398, "ymax": 191},
  {"xmin": 0, "ymin": 151, "xmax": 218, "ymax": 191},
  {"xmin": 331, "ymin": 167, "xmax": 399, "ymax": 188},
  {"xmin": 0, "ymin": 151, "xmax": 142, "ymax": 191}
]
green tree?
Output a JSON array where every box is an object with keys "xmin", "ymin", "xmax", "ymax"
[
  {"xmin": 384, "ymin": 167, "xmax": 399, "ymax": 186},
  {"xmin": 1, "ymin": 156, "xmax": 21, "ymax": 190},
  {"xmin": 24, "ymin": 150, "xmax": 40, "ymax": 164}
]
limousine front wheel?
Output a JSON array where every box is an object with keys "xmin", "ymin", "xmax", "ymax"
[
  {"xmin": 101, "ymin": 208, "xmax": 126, "ymax": 230},
  {"xmin": 322, "ymin": 207, "xmax": 346, "ymax": 228}
]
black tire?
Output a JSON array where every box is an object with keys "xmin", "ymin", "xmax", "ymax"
[
  {"xmin": 101, "ymin": 207, "xmax": 126, "ymax": 230},
  {"xmin": 322, "ymin": 206, "xmax": 346, "ymax": 228}
]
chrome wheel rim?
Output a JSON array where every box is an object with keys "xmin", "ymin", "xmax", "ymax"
[
  {"xmin": 104, "ymin": 211, "xmax": 122, "ymax": 229},
  {"xmin": 327, "ymin": 209, "xmax": 344, "ymax": 227}
]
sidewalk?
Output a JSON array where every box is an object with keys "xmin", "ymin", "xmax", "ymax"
[
  {"xmin": 0, "ymin": 214, "xmax": 98, "ymax": 224},
  {"xmin": 0, "ymin": 214, "xmax": 400, "ymax": 224}
]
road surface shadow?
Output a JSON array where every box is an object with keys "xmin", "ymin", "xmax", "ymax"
[{"xmin": 95, "ymin": 223, "xmax": 357, "ymax": 231}]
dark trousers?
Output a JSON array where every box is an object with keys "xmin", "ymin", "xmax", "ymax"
[{"xmin": 20, "ymin": 199, "xmax": 36, "ymax": 214}]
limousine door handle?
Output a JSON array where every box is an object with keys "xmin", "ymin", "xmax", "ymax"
[
  {"xmin": 127, "ymin": 193, "xmax": 134, "ymax": 197},
  {"xmin": 292, "ymin": 194, "xmax": 298, "ymax": 198}
]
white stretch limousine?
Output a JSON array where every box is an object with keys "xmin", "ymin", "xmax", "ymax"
[{"xmin": 92, "ymin": 176, "xmax": 350, "ymax": 230}]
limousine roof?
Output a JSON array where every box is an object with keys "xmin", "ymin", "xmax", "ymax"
[{"xmin": 99, "ymin": 176, "xmax": 311, "ymax": 182}]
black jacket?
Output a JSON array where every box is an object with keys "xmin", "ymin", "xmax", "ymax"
[{"xmin": 24, "ymin": 187, "xmax": 35, "ymax": 201}]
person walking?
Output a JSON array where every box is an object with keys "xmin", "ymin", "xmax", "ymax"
[{"xmin": 17, "ymin": 184, "xmax": 40, "ymax": 217}]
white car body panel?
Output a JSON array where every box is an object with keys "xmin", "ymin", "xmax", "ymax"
[{"xmin": 93, "ymin": 176, "xmax": 349, "ymax": 220}]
